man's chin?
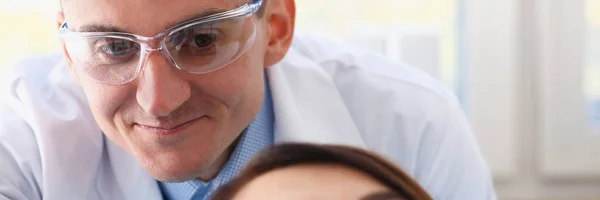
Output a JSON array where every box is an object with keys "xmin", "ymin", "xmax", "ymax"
[
  {"xmin": 142, "ymin": 159, "xmax": 211, "ymax": 183},
  {"xmin": 135, "ymin": 150, "xmax": 215, "ymax": 182}
]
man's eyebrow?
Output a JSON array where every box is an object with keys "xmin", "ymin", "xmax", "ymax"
[
  {"xmin": 76, "ymin": 7, "xmax": 228, "ymax": 33},
  {"xmin": 360, "ymin": 191, "xmax": 407, "ymax": 200},
  {"xmin": 77, "ymin": 24, "xmax": 129, "ymax": 33}
]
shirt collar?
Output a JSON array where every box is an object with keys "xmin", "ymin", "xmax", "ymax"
[{"xmin": 159, "ymin": 74, "xmax": 274, "ymax": 200}]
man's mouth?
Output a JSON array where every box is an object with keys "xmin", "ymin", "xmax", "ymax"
[{"xmin": 134, "ymin": 116, "xmax": 207, "ymax": 136}]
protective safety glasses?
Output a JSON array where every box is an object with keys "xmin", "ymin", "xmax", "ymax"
[{"xmin": 59, "ymin": 0, "xmax": 262, "ymax": 85}]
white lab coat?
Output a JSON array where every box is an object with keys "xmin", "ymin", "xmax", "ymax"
[{"xmin": 0, "ymin": 35, "xmax": 496, "ymax": 200}]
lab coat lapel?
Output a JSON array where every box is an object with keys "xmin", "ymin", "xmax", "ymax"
[
  {"xmin": 266, "ymin": 49, "xmax": 367, "ymax": 149},
  {"xmin": 42, "ymin": 59, "xmax": 162, "ymax": 200},
  {"xmin": 97, "ymin": 137, "xmax": 163, "ymax": 200}
]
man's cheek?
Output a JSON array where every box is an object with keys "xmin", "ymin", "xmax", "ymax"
[
  {"xmin": 88, "ymin": 91, "xmax": 117, "ymax": 115},
  {"xmin": 83, "ymin": 84, "xmax": 129, "ymax": 125},
  {"xmin": 88, "ymin": 91, "xmax": 130, "ymax": 150}
]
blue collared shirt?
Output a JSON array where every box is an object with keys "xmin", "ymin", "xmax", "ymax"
[{"xmin": 159, "ymin": 77, "xmax": 275, "ymax": 200}]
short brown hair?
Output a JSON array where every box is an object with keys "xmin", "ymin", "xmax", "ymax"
[
  {"xmin": 211, "ymin": 143, "xmax": 433, "ymax": 200},
  {"xmin": 60, "ymin": 0, "xmax": 268, "ymax": 18}
]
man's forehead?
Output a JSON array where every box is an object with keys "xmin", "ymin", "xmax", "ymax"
[{"xmin": 62, "ymin": 0, "xmax": 245, "ymax": 35}]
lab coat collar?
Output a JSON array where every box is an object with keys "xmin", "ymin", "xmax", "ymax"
[{"xmin": 266, "ymin": 48, "xmax": 368, "ymax": 149}]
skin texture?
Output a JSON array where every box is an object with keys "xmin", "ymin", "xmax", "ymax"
[
  {"xmin": 57, "ymin": 0, "xmax": 295, "ymax": 182},
  {"xmin": 232, "ymin": 164, "xmax": 394, "ymax": 200}
]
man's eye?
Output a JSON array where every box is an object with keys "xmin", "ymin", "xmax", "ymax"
[
  {"xmin": 101, "ymin": 40, "xmax": 136, "ymax": 56},
  {"xmin": 193, "ymin": 34, "xmax": 217, "ymax": 48}
]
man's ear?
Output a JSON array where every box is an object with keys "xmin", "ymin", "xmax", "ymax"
[
  {"xmin": 57, "ymin": 11, "xmax": 80, "ymax": 84},
  {"xmin": 263, "ymin": 0, "xmax": 295, "ymax": 67}
]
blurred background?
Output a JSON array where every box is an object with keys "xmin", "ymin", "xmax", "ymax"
[{"xmin": 0, "ymin": 0, "xmax": 598, "ymax": 199}]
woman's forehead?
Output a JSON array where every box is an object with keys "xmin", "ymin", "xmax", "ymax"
[{"xmin": 235, "ymin": 164, "xmax": 390, "ymax": 199}]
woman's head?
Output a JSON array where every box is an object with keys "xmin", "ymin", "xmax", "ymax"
[{"xmin": 212, "ymin": 143, "xmax": 433, "ymax": 200}]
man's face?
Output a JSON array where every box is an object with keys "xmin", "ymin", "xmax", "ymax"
[{"xmin": 60, "ymin": 0, "xmax": 292, "ymax": 182}]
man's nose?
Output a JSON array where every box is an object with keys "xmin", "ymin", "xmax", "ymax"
[{"xmin": 136, "ymin": 52, "xmax": 191, "ymax": 117}]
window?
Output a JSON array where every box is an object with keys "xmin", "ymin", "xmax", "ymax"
[
  {"xmin": 536, "ymin": 0, "xmax": 600, "ymax": 186},
  {"xmin": 586, "ymin": 0, "xmax": 600, "ymax": 127},
  {"xmin": 0, "ymin": 0, "xmax": 59, "ymax": 67},
  {"xmin": 295, "ymin": 0, "xmax": 461, "ymax": 92},
  {"xmin": 295, "ymin": 0, "xmax": 521, "ymax": 181}
]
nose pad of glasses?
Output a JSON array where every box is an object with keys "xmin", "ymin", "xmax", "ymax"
[
  {"xmin": 144, "ymin": 46, "xmax": 163, "ymax": 53},
  {"xmin": 142, "ymin": 46, "xmax": 179, "ymax": 69}
]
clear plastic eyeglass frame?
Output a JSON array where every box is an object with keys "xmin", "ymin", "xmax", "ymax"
[{"xmin": 58, "ymin": 0, "xmax": 263, "ymax": 85}]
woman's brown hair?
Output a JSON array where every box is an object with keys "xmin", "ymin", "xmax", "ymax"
[{"xmin": 211, "ymin": 143, "xmax": 433, "ymax": 200}]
